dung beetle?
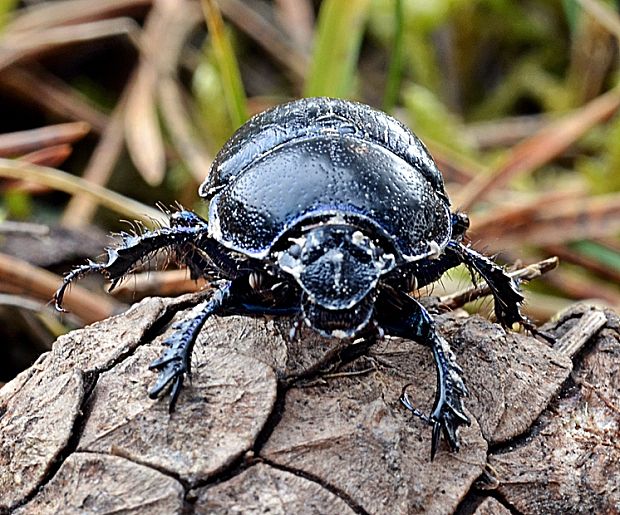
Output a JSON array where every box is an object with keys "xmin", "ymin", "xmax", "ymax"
[{"xmin": 55, "ymin": 97, "xmax": 532, "ymax": 460}]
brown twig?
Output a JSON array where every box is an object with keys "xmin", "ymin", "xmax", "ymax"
[
  {"xmin": 123, "ymin": 0, "xmax": 206, "ymax": 186},
  {"xmin": 159, "ymin": 79, "xmax": 213, "ymax": 183},
  {"xmin": 4, "ymin": 0, "xmax": 152, "ymax": 33},
  {"xmin": 0, "ymin": 122, "xmax": 90, "ymax": 157},
  {"xmin": 61, "ymin": 83, "xmax": 130, "ymax": 226},
  {"xmin": 0, "ymin": 18, "xmax": 141, "ymax": 72},
  {"xmin": 124, "ymin": 64, "xmax": 166, "ymax": 186},
  {"xmin": 2, "ymin": 144, "xmax": 74, "ymax": 193},
  {"xmin": 0, "ymin": 158, "xmax": 167, "ymax": 225},
  {"xmin": 426, "ymin": 138, "xmax": 480, "ymax": 185},
  {"xmin": 275, "ymin": 0, "xmax": 314, "ymax": 53},
  {"xmin": 219, "ymin": 0, "xmax": 309, "ymax": 82},
  {"xmin": 0, "ymin": 66, "xmax": 108, "ymax": 133},
  {"xmin": 540, "ymin": 268, "xmax": 620, "ymax": 308},
  {"xmin": 554, "ymin": 310, "xmax": 607, "ymax": 357},
  {"xmin": 155, "ymin": 0, "xmax": 212, "ymax": 182},
  {"xmin": 576, "ymin": 0, "xmax": 620, "ymax": 41},
  {"xmin": 465, "ymin": 114, "xmax": 548, "ymax": 150},
  {"xmin": 0, "ymin": 221, "xmax": 49, "ymax": 236},
  {"xmin": 111, "ymin": 269, "xmax": 208, "ymax": 300},
  {"xmin": 543, "ymin": 244, "xmax": 620, "ymax": 284},
  {"xmin": 456, "ymin": 89, "xmax": 620, "ymax": 210},
  {"xmin": 471, "ymin": 192, "xmax": 620, "ymax": 250},
  {"xmin": 18, "ymin": 144, "xmax": 74, "ymax": 168}
]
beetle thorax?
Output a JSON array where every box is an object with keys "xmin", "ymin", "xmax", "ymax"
[{"xmin": 278, "ymin": 224, "xmax": 395, "ymax": 338}]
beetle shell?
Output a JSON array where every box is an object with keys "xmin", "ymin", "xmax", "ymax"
[{"xmin": 202, "ymin": 97, "xmax": 452, "ymax": 262}]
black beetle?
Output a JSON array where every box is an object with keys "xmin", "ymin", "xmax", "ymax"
[{"xmin": 55, "ymin": 97, "xmax": 532, "ymax": 459}]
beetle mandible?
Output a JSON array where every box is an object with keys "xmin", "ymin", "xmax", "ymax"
[{"xmin": 55, "ymin": 97, "xmax": 532, "ymax": 459}]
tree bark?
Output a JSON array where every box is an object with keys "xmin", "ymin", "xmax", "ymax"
[{"xmin": 1, "ymin": 295, "xmax": 618, "ymax": 514}]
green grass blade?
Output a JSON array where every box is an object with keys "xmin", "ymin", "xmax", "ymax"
[
  {"xmin": 201, "ymin": 0, "xmax": 248, "ymax": 128},
  {"xmin": 562, "ymin": 0, "xmax": 579, "ymax": 33},
  {"xmin": 0, "ymin": 0, "xmax": 17, "ymax": 30},
  {"xmin": 304, "ymin": 0, "xmax": 371, "ymax": 98},
  {"xmin": 571, "ymin": 240, "xmax": 620, "ymax": 270},
  {"xmin": 382, "ymin": 0, "xmax": 404, "ymax": 113}
]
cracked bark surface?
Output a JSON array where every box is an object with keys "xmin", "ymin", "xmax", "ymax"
[
  {"xmin": 192, "ymin": 462, "xmax": 357, "ymax": 514},
  {"xmin": 489, "ymin": 304, "xmax": 620, "ymax": 514},
  {"xmin": 14, "ymin": 452, "xmax": 185, "ymax": 514},
  {"xmin": 472, "ymin": 497, "xmax": 511, "ymax": 515},
  {"xmin": 0, "ymin": 297, "xmax": 618, "ymax": 514}
]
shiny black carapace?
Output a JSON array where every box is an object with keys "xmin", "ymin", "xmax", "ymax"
[{"xmin": 55, "ymin": 98, "xmax": 530, "ymax": 459}]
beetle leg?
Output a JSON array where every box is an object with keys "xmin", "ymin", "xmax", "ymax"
[
  {"xmin": 378, "ymin": 290, "xmax": 470, "ymax": 460},
  {"xmin": 425, "ymin": 323, "xmax": 470, "ymax": 460},
  {"xmin": 448, "ymin": 242, "xmax": 528, "ymax": 328},
  {"xmin": 54, "ymin": 210, "xmax": 211, "ymax": 311},
  {"xmin": 53, "ymin": 260, "xmax": 108, "ymax": 311},
  {"xmin": 148, "ymin": 278, "xmax": 299, "ymax": 410},
  {"xmin": 394, "ymin": 251, "xmax": 462, "ymax": 291},
  {"xmin": 148, "ymin": 280, "xmax": 232, "ymax": 410}
]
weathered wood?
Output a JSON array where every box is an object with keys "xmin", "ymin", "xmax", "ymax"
[
  {"xmin": 489, "ymin": 304, "xmax": 620, "ymax": 514},
  {"xmin": 78, "ymin": 343, "xmax": 278, "ymax": 483},
  {"xmin": 472, "ymin": 497, "xmax": 511, "ymax": 515},
  {"xmin": 0, "ymin": 297, "xmax": 617, "ymax": 514},
  {"xmin": 193, "ymin": 462, "xmax": 357, "ymax": 514},
  {"xmin": 0, "ymin": 369, "xmax": 83, "ymax": 510},
  {"xmin": 14, "ymin": 452, "xmax": 184, "ymax": 514}
]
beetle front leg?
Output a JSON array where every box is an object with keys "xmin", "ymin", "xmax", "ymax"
[
  {"xmin": 448, "ymin": 242, "xmax": 527, "ymax": 328},
  {"xmin": 54, "ymin": 210, "xmax": 210, "ymax": 310},
  {"xmin": 379, "ymin": 291, "xmax": 470, "ymax": 460},
  {"xmin": 148, "ymin": 280, "xmax": 232, "ymax": 410},
  {"xmin": 424, "ymin": 324, "xmax": 470, "ymax": 460},
  {"xmin": 392, "ymin": 250, "xmax": 461, "ymax": 291}
]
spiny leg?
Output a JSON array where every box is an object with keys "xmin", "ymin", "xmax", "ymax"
[
  {"xmin": 425, "ymin": 323, "xmax": 470, "ymax": 459},
  {"xmin": 409, "ymin": 239, "xmax": 541, "ymax": 336},
  {"xmin": 53, "ymin": 261, "xmax": 107, "ymax": 311},
  {"xmin": 149, "ymin": 277, "xmax": 303, "ymax": 410},
  {"xmin": 390, "ymin": 249, "xmax": 462, "ymax": 292},
  {"xmin": 378, "ymin": 289, "xmax": 470, "ymax": 460},
  {"xmin": 447, "ymin": 241, "xmax": 526, "ymax": 328},
  {"xmin": 148, "ymin": 281, "xmax": 232, "ymax": 410},
  {"xmin": 54, "ymin": 210, "xmax": 210, "ymax": 310}
]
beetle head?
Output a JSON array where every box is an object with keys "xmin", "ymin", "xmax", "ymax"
[{"xmin": 278, "ymin": 224, "xmax": 395, "ymax": 338}]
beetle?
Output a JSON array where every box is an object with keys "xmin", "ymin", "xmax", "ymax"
[{"xmin": 55, "ymin": 97, "xmax": 533, "ymax": 460}]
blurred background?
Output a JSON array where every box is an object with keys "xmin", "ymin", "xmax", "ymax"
[{"xmin": 0, "ymin": 0, "xmax": 619, "ymax": 386}]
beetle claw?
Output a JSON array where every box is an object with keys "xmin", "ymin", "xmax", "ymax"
[
  {"xmin": 431, "ymin": 421, "xmax": 442, "ymax": 461},
  {"xmin": 148, "ymin": 341, "xmax": 192, "ymax": 410},
  {"xmin": 54, "ymin": 212, "xmax": 212, "ymax": 313},
  {"xmin": 429, "ymin": 394, "xmax": 471, "ymax": 460},
  {"xmin": 168, "ymin": 376, "xmax": 184, "ymax": 413},
  {"xmin": 399, "ymin": 386, "xmax": 431, "ymax": 423},
  {"xmin": 148, "ymin": 284, "xmax": 231, "ymax": 409},
  {"xmin": 54, "ymin": 262, "xmax": 105, "ymax": 311}
]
